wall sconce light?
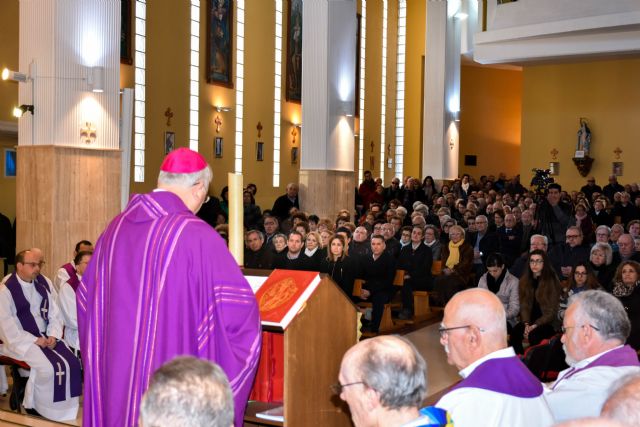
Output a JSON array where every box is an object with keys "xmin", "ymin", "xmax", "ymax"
[
  {"xmin": 340, "ymin": 101, "xmax": 355, "ymax": 117},
  {"xmin": 453, "ymin": 111, "xmax": 460, "ymax": 122},
  {"xmin": 87, "ymin": 66, "xmax": 104, "ymax": 93},
  {"xmin": 2, "ymin": 68, "xmax": 28, "ymax": 83},
  {"xmin": 80, "ymin": 121, "xmax": 97, "ymax": 144},
  {"xmin": 12, "ymin": 104, "xmax": 34, "ymax": 118},
  {"xmin": 214, "ymin": 105, "xmax": 233, "ymax": 113}
]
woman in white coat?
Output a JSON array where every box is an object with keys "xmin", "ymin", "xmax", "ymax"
[{"xmin": 478, "ymin": 252, "xmax": 520, "ymax": 333}]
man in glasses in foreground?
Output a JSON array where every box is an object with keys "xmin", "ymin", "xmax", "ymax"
[
  {"xmin": 336, "ymin": 335, "xmax": 451, "ymax": 427},
  {"xmin": 544, "ymin": 290, "xmax": 640, "ymax": 422},
  {"xmin": 436, "ymin": 288, "xmax": 553, "ymax": 427}
]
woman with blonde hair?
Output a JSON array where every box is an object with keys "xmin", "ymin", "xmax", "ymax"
[
  {"xmin": 433, "ymin": 225, "xmax": 474, "ymax": 304},
  {"xmin": 304, "ymin": 231, "xmax": 324, "ymax": 271}
]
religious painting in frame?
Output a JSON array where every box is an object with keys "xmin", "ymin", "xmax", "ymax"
[
  {"xmin": 256, "ymin": 142, "xmax": 264, "ymax": 161},
  {"xmin": 613, "ymin": 162, "xmax": 623, "ymax": 177},
  {"xmin": 215, "ymin": 137, "xmax": 223, "ymax": 158},
  {"xmin": 549, "ymin": 162, "xmax": 559, "ymax": 176},
  {"xmin": 164, "ymin": 132, "xmax": 175, "ymax": 155},
  {"xmin": 206, "ymin": 0, "xmax": 234, "ymax": 87},
  {"xmin": 291, "ymin": 147, "xmax": 298, "ymax": 164},
  {"xmin": 120, "ymin": 0, "xmax": 133, "ymax": 65},
  {"xmin": 4, "ymin": 148, "xmax": 16, "ymax": 178},
  {"xmin": 286, "ymin": 0, "xmax": 303, "ymax": 102}
]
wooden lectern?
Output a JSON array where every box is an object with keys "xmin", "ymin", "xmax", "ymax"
[{"xmin": 243, "ymin": 270, "xmax": 359, "ymax": 427}]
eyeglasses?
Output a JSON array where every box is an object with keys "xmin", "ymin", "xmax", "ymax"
[
  {"xmin": 566, "ymin": 235, "xmax": 581, "ymax": 239},
  {"xmin": 438, "ymin": 324, "xmax": 485, "ymax": 338},
  {"xmin": 529, "ymin": 259, "xmax": 544, "ymax": 264},
  {"xmin": 574, "ymin": 271, "xmax": 587, "ymax": 276},
  {"xmin": 330, "ymin": 381, "xmax": 366, "ymax": 395},
  {"xmin": 22, "ymin": 261, "xmax": 45, "ymax": 267},
  {"xmin": 561, "ymin": 324, "xmax": 599, "ymax": 334}
]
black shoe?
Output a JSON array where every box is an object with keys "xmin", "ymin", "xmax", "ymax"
[
  {"xmin": 397, "ymin": 310, "xmax": 413, "ymax": 320},
  {"xmin": 25, "ymin": 408, "xmax": 42, "ymax": 417}
]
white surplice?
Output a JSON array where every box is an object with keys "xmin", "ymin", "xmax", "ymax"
[
  {"xmin": 544, "ymin": 346, "xmax": 640, "ymax": 422},
  {"xmin": 436, "ymin": 348, "xmax": 555, "ymax": 427},
  {"xmin": 57, "ymin": 278, "xmax": 79, "ymax": 351},
  {"xmin": 0, "ymin": 275, "xmax": 79, "ymax": 421}
]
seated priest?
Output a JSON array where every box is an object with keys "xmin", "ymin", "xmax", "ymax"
[
  {"xmin": 0, "ymin": 249, "xmax": 82, "ymax": 421},
  {"xmin": 336, "ymin": 335, "xmax": 451, "ymax": 427},
  {"xmin": 53, "ymin": 240, "xmax": 93, "ymax": 292},
  {"xmin": 57, "ymin": 250, "xmax": 93, "ymax": 357}
]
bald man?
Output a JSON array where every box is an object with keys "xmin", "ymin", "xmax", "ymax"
[
  {"xmin": 436, "ymin": 288, "xmax": 553, "ymax": 427},
  {"xmin": 337, "ymin": 335, "xmax": 450, "ymax": 427},
  {"xmin": 601, "ymin": 373, "xmax": 640, "ymax": 427}
]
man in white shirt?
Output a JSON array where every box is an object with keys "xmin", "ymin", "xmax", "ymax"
[
  {"xmin": 0, "ymin": 250, "xmax": 81, "ymax": 421},
  {"xmin": 544, "ymin": 290, "xmax": 640, "ymax": 422},
  {"xmin": 57, "ymin": 250, "xmax": 92, "ymax": 356},
  {"xmin": 336, "ymin": 335, "xmax": 450, "ymax": 427},
  {"xmin": 53, "ymin": 240, "xmax": 93, "ymax": 292},
  {"xmin": 436, "ymin": 288, "xmax": 554, "ymax": 427}
]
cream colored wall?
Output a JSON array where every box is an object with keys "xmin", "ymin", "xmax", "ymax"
[
  {"xmin": 521, "ymin": 58, "xmax": 640, "ymax": 191},
  {"xmin": 459, "ymin": 64, "xmax": 522, "ymax": 178}
]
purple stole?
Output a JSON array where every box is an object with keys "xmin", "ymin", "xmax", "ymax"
[
  {"xmin": 552, "ymin": 345, "xmax": 640, "ymax": 390},
  {"xmin": 452, "ymin": 355, "xmax": 543, "ymax": 398},
  {"xmin": 61, "ymin": 263, "xmax": 80, "ymax": 292},
  {"xmin": 5, "ymin": 273, "xmax": 82, "ymax": 402}
]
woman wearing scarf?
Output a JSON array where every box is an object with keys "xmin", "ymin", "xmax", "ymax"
[
  {"xmin": 477, "ymin": 253, "xmax": 519, "ymax": 333},
  {"xmin": 434, "ymin": 225, "xmax": 474, "ymax": 305},
  {"xmin": 611, "ymin": 260, "xmax": 640, "ymax": 350},
  {"xmin": 569, "ymin": 203, "xmax": 594, "ymax": 244}
]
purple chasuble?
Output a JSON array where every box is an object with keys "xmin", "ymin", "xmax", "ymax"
[
  {"xmin": 78, "ymin": 191, "xmax": 262, "ymax": 427},
  {"xmin": 4, "ymin": 274, "xmax": 82, "ymax": 402},
  {"xmin": 553, "ymin": 345, "xmax": 640, "ymax": 388},
  {"xmin": 61, "ymin": 263, "xmax": 80, "ymax": 292},
  {"xmin": 451, "ymin": 356, "xmax": 543, "ymax": 398}
]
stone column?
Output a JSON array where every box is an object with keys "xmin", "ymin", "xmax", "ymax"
[
  {"xmin": 298, "ymin": 0, "xmax": 357, "ymax": 218},
  {"xmin": 15, "ymin": 0, "xmax": 121, "ymax": 276},
  {"xmin": 422, "ymin": 0, "xmax": 474, "ymax": 180}
]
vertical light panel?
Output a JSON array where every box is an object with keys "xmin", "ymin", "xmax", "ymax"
[
  {"xmin": 273, "ymin": 0, "xmax": 283, "ymax": 187},
  {"xmin": 379, "ymin": 0, "xmax": 388, "ymax": 178},
  {"xmin": 133, "ymin": 0, "xmax": 146, "ymax": 182},
  {"xmin": 189, "ymin": 0, "xmax": 200, "ymax": 150},
  {"xmin": 357, "ymin": 1, "xmax": 367, "ymax": 183},
  {"xmin": 395, "ymin": 0, "xmax": 406, "ymax": 179},
  {"xmin": 234, "ymin": 0, "xmax": 245, "ymax": 173}
]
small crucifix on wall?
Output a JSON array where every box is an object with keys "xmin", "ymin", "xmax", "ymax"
[
  {"xmin": 614, "ymin": 147, "xmax": 623, "ymax": 160},
  {"xmin": 369, "ymin": 140, "xmax": 375, "ymax": 170},
  {"xmin": 164, "ymin": 107, "xmax": 173, "ymax": 126},
  {"xmin": 550, "ymin": 148, "xmax": 559, "ymax": 160},
  {"xmin": 256, "ymin": 121, "xmax": 263, "ymax": 138},
  {"xmin": 291, "ymin": 127, "xmax": 297, "ymax": 145},
  {"xmin": 214, "ymin": 115, "xmax": 222, "ymax": 133}
]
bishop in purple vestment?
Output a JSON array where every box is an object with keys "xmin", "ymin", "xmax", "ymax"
[{"xmin": 78, "ymin": 149, "xmax": 262, "ymax": 427}]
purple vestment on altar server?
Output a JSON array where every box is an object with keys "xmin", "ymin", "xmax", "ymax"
[{"xmin": 78, "ymin": 191, "xmax": 262, "ymax": 427}]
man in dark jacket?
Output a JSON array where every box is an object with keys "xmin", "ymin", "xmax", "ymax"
[{"xmin": 397, "ymin": 226, "xmax": 433, "ymax": 319}]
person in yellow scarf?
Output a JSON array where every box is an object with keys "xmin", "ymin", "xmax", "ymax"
[{"xmin": 436, "ymin": 225, "xmax": 474, "ymax": 305}]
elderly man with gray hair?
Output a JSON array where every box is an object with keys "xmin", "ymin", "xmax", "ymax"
[
  {"xmin": 544, "ymin": 290, "xmax": 640, "ymax": 422},
  {"xmin": 140, "ymin": 356, "xmax": 234, "ymax": 427},
  {"xmin": 336, "ymin": 335, "xmax": 451, "ymax": 427}
]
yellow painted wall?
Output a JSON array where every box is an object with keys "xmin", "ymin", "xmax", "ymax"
[
  {"xmin": 0, "ymin": 0, "xmax": 19, "ymax": 221},
  {"xmin": 521, "ymin": 58, "xmax": 640, "ymax": 190},
  {"xmin": 459, "ymin": 64, "xmax": 522, "ymax": 178},
  {"xmin": 404, "ymin": 0, "xmax": 426, "ymax": 180}
]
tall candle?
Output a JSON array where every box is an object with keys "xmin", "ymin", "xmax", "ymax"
[{"xmin": 228, "ymin": 172, "xmax": 243, "ymax": 266}]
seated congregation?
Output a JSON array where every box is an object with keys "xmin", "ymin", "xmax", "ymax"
[{"xmin": 3, "ymin": 170, "xmax": 640, "ymax": 426}]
